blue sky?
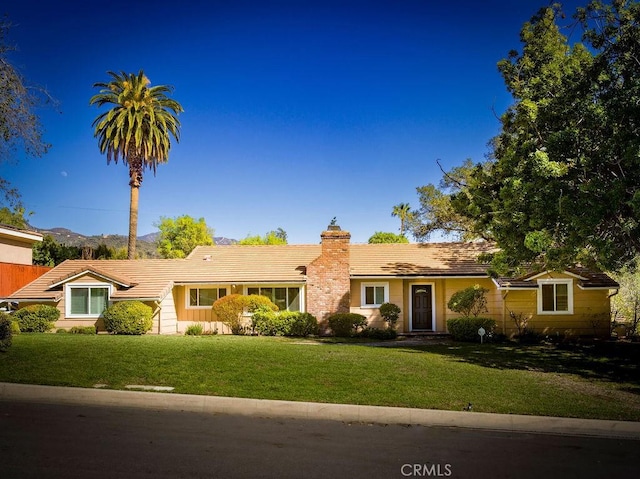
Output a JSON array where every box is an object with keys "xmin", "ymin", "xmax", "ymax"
[{"xmin": 1, "ymin": 0, "xmax": 583, "ymax": 244}]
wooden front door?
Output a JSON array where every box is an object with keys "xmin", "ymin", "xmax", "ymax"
[{"xmin": 412, "ymin": 285, "xmax": 433, "ymax": 330}]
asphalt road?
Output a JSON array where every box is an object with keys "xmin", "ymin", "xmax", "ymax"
[{"xmin": 0, "ymin": 400, "xmax": 637, "ymax": 479}]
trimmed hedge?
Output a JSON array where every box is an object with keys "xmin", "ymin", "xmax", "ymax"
[
  {"xmin": 327, "ymin": 313, "xmax": 367, "ymax": 337},
  {"xmin": 0, "ymin": 312, "xmax": 12, "ymax": 351},
  {"xmin": 253, "ymin": 310, "xmax": 319, "ymax": 337},
  {"xmin": 446, "ymin": 317, "xmax": 496, "ymax": 342},
  {"xmin": 13, "ymin": 304, "xmax": 59, "ymax": 332},
  {"xmin": 102, "ymin": 301, "xmax": 153, "ymax": 335},
  {"xmin": 69, "ymin": 326, "xmax": 97, "ymax": 335}
]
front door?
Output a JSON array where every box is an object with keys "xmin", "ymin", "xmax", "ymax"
[{"xmin": 412, "ymin": 285, "xmax": 433, "ymax": 330}]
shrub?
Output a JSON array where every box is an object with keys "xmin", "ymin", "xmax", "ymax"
[
  {"xmin": 253, "ymin": 310, "xmax": 319, "ymax": 337},
  {"xmin": 69, "ymin": 326, "xmax": 97, "ymax": 335},
  {"xmin": 102, "ymin": 301, "xmax": 153, "ymax": 335},
  {"xmin": 11, "ymin": 320, "xmax": 20, "ymax": 335},
  {"xmin": 359, "ymin": 327, "xmax": 398, "ymax": 340},
  {"xmin": 447, "ymin": 317, "xmax": 496, "ymax": 342},
  {"xmin": 56, "ymin": 328, "xmax": 68, "ymax": 334},
  {"xmin": 379, "ymin": 302, "xmax": 401, "ymax": 330},
  {"xmin": 327, "ymin": 313, "xmax": 367, "ymax": 337},
  {"xmin": 447, "ymin": 285, "xmax": 489, "ymax": 318},
  {"xmin": 0, "ymin": 312, "xmax": 12, "ymax": 351},
  {"xmin": 287, "ymin": 312, "xmax": 319, "ymax": 337},
  {"xmin": 212, "ymin": 294, "xmax": 277, "ymax": 335},
  {"xmin": 185, "ymin": 323, "xmax": 204, "ymax": 336},
  {"xmin": 13, "ymin": 304, "xmax": 59, "ymax": 332}
]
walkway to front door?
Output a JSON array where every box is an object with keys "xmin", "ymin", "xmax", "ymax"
[{"xmin": 412, "ymin": 284, "xmax": 433, "ymax": 331}]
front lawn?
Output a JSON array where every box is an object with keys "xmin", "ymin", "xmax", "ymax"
[{"xmin": 1, "ymin": 334, "xmax": 639, "ymax": 421}]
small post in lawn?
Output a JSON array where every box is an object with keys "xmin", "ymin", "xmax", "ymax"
[{"xmin": 478, "ymin": 327, "xmax": 486, "ymax": 344}]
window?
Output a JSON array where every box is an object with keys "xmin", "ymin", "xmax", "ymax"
[
  {"xmin": 538, "ymin": 279, "xmax": 573, "ymax": 314},
  {"xmin": 188, "ymin": 287, "xmax": 227, "ymax": 308},
  {"xmin": 361, "ymin": 282, "xmax": 389, "ymax": 308},
  {"xmin": 246, "ymin": 286, "xmax": 301, "ymax": 311},
  {"xmin": 67, "ymin": 285, "xmax": 110, "ymax": 317}
]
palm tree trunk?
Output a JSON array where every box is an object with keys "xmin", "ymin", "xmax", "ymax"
[{"xmin": 128, "ymin": 185, "xmax": 139, "ymax": 259}]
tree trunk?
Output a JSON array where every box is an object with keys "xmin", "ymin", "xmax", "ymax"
[{"xmin": 128, "ymin": 185, "xmax": 139, "ymax": 260}]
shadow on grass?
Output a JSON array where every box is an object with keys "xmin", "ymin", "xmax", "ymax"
[{"xmin": 385, "ymin": 340, "xmax": 640, "ymax": 389}]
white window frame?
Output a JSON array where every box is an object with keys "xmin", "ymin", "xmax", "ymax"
[
  {"xmin": 243, "ymin": 285, "xmax": 305, "ymax": 312},
  {"xmin": 537, "ymin": 279, "xmax": 573, "ymax": 315},
  {"xmin": 360, "ymin": 282, "xmax": 389, "ymax": 308},
  {"xmin": 186, "ymin": 286, "xmax": 227, "ymax": 309},
  {"xmin": 66, "ymin": 283, "xmax": 111, "ymax": 318}
]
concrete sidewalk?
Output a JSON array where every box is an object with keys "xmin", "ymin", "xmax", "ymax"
[{"xmin": 2, "ymin": 381, "xmax": 639, "ymax": 440}]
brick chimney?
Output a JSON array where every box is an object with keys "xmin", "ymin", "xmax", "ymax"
[{"xmin": 306, "ymin": 225, "xmax": 351, "ymax": 325}]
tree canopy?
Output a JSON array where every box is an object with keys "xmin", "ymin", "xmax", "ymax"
[
  {"xmin": 368, "ymin": 231, "xmax": 409, "ymax": 244},
  {"xmin": 90, "ymin": 70, "xmax": 183, "ymax": 259},
  {"xmin": 0, "ymin": 20, "xmax": 51, "ymax": 226},
  {"xmin": 156, "ymin": 215, "xmax": 214, "ymax": 258},
  {"xmin": 411, "ymin": 1, "xmax": 640, "ymax": 274},
  {"xmin": 239, "ymin": 228, "xmax": 288, "ymax": 245}
]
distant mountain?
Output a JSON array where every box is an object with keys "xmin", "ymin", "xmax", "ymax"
[{"xmin": 32, "ymin": 226, "xmax": 236, "ymax": 258}]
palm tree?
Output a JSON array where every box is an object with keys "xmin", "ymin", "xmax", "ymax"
[
  {"xmin": 90, "ymin": 70, "xmax": 183, "ymax": 259},
  {"xmin": 391, "ymin": 203, "xmax": 413, "ymax": 237}
]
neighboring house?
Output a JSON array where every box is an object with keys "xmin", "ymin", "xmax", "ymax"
[
  {"xmin": 0, "ymin": 225, "xmax": 49, "ymax": 304},
  {"xmin": 8, "ymin": 226, "xmax": 618, "ymax": 337},
  {"xmin": 0, "ymin": 224, "xmax": 43, "ymax": 265}
]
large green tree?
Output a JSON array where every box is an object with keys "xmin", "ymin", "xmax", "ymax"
[
  {"xmin": 0, "ymin": 20, "xmax": 50, "ymax": 226},
  {"xmin": 413, "ymin": 1, "xmax": 640, "ymax": 274},
  {"xmin": 156, "ymin": 215, "xmax": 214, "ymax": 258},
  {"xmin": 90, "ymin": 70, "xmax": 183, "ymax": 259}
]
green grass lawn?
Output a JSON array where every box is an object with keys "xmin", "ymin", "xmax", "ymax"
[{"xmin": 1, "ymin": 334, "xmax": 639, "ymax": 421}]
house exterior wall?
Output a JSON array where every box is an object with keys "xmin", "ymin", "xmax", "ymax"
[
  {"xmin": 502, "ymin": 273, "xmax": 611, "ymax": 338},
  {"xmin": 395, "ymin": 277, "xmax": 501, "ymax": 333},
  {"xmin": 306, "ymin": 229, "xmax": 351, "ymax": 325},
  {"xmin": 350, "ymin": 278, "xmax": 404, "ymax": 331},
  {"xmin": 0, "ymin": 237, "xmax": 35, "ymax": 265},
  {"xmin": 153, "ymin": 292, "xmax": 177, "ymax": 335}
]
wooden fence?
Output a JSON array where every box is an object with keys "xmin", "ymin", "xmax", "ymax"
[{"xmin": 0, "ymin": 262, "xmax": 51, "ymax": 297}]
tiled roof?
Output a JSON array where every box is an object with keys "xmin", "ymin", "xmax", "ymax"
[
  {"xmin": 494, "ymin": 267, "xmax": 618, "ymax": 289},
  {"xmin": 8, "ymin": 241, "xmax": 499, "ymax": 301},
  {"xmin": 350, "ymin": 242, "xmax": 491, "ymax": 276}
]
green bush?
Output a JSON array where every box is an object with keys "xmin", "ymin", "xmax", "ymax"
[
  {"xmin": 185, "ymin": 323, "xmax": 204, "ymax": 336},
  {"xmin": 102, "ymin": 301, "xmax": 153, "ymax": 335},
  {"xmin": 447, "ymin": 285, "xmax": 489, "ymax": 318},
  {"xmin": 287, "ymin": 312, "xmax": 319, "ymax": 337},
  {"xmin": 13, "ymin": 304, "xmax": 59, "ymax": 332},
  {"xmin": 379, "ymin": 302, "xmax": 401, "ymax": 330},
  {"xmin": 327, "ymin": 313, "xmax": 367, "ymax": 337},
  {"xmin": 359, "ymin": 327, "xmax": 398, "ymax": 340},
  {"xmin": 0, "ymin": 312, "xmax": 12, "ymax": 351},
  {"xmin": 70, "ymin": 326, "xmax": 97, "ymax": 335},
  {"xmin": 212, "ymin": 294, "xmax": 278, "ymax": 335},
  {"xmin": 446, "ymin": 317, "xmax": 496, "ymax": 342},
  {"xmin": 56, "ymin": 328, "xmax": 68, "ymax": 334},
  {"xmin": 11, "ymin": 320, "xmax": 20, "ymax": 335},
  {"xmin": 253, "ymin": 310, "xmax": 319, "ymax": 337}
]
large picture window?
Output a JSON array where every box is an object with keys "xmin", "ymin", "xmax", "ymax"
[
  {"xmin": 67, "ymin": 285, "xmax": 110, "ymax": 317},
  {"xmin": 538, "ymin": 279, "xmax": 573, "ymax": 314},
  {"xmin": 246, "ymin": 286, "xmax": 301, "ymax": 311},
  {"xmin": 188, "ymin": 287, "xmax": 227, "ymax": 308},
  {"xmin": 361, "ymin": 282, "xmax": 389, "ymax": 308}
]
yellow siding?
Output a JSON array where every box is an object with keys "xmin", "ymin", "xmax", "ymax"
[
  {"xmin": 350, "ymin": 279, "xmax": 404, "ymax": 331},
  {"xmin": 502, "ymin": 272, "xmax": 611, "ymax": 337}
]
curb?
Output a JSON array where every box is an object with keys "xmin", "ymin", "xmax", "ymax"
[{"xmin": 1, "ymin": 382, "xmax": 639, "ymax": 440}]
